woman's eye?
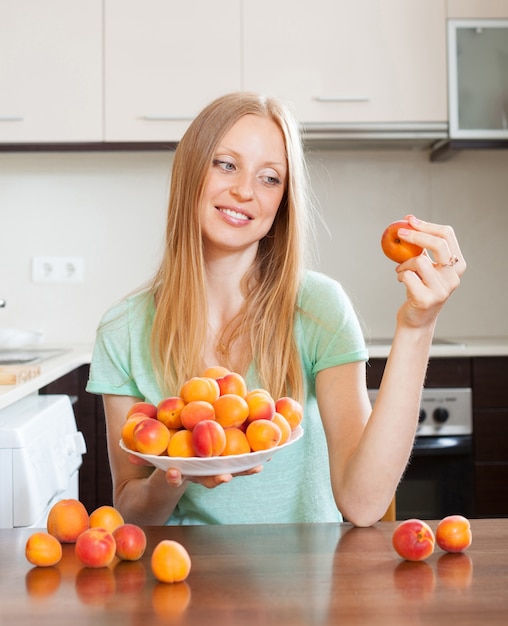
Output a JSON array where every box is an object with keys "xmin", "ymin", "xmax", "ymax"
[
  {"xmin": 213, "ymin": 158, "xmax": 235, "ymax": 172},
  {"xmin": 263, "ymin": 174, "xmax": 281, "ymax": 186}
]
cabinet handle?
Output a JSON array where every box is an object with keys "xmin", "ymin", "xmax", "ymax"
[
  {"xmin": 0, "ymin": 115, "xmax": 24, "ymax": 122},
  {"xmin": 315, "ymin": 96, "xmax": 370, "ymax": 103},
  {"xmin": 140, "ymin": 115, "xmax": 193, "ymax": 122}
]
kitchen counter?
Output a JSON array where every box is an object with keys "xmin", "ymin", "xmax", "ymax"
[
  {"xmin": 1, "ymin": 338, "xmax": 508, "ymax": 411},
  {"xmin": 0, "ymin": 344, "xmax": 93, "ymax": 410},
  {"xmin": 366, "ymin": 336, "xmax": 508, "ymax": 359},
  {"xmin": 1, "ymin": 519, "xmax": 507, "ymax": 626}
]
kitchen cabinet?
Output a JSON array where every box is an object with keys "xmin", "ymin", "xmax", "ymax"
[
  {"xmin": 472, "ymin": 357, "xmax": 508, "ymax": 517},
  {"xmin": 39, "ymin": 366, "xmax": 112, "ymax": 513},
  {"xmin": 243, "ymin": 0, "xmax": 448, "ymax": 126},
  {"xmin": 447, "ymin": 0, "xmax": 508, "ymax": 18},
  {"xmin": 0, "ymin": 0, "xmax": 102, "ymax": 143},
  {"xmin": 103, "ymin": 0, "xmax": 242, "ymax": 142}
]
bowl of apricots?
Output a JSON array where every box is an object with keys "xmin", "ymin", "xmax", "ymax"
[{"xmin": 119, "ymin": 366, "xmax": 304, "ymax": 476}]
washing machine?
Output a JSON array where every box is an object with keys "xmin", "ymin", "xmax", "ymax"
[{"xmin": 0, "ymin": 394, "xmax": 86, "ymax": 528}]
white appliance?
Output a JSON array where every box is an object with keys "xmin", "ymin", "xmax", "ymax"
[{"xmin": 0, "ymin": 394, "xmax": 86, "ymax": 528}]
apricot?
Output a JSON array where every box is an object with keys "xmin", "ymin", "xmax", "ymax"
[
  {"xmin": 47, "ymin": 498, "xmax": 89, "ymax": 544},
  {"xmin": 201, "ymin": 365, "xmax": 230, "ymax": 379},
  {"xmin": 151, "ymin": 540, "xmax": 191, "ymax": 583},
  {"xmin": 217, "ymin": 372, "xmax": 248, "ymax": 397},
  {"xmin": 25, "ymin": 532, "xmax": 63, "ymax": 567},
  {"xmin": 113, "ymin": 524, "xmax": 147, "ymax": 561},
  {"xmin": 435, "ymin": 515, "xmax": 472, "ymax": 553},
  {"xmin": 381, "ymin": 219, "xmax": 424, "ymax": 264},
  {"xmin": 157, "ymin": 396, "xmax": 185, "ymax": 429},
  {"xmin": 246, "ymin": 390, "xmax": 276, "ymax": 422},
  {"xmin": 132, "ymin": 417, "xmax": 171, "ymax": 455},
  {"xmin": 192, "ymin": 419, "xmax": 227, "ymax": 457},
  {"xmin": 213, "ymin": 393, "xmax": 249, "ymax": 428},
  {"xmin": 167, "ymin": 429, "xmax": 195, "ymax": 457},
  {"xmin": 246, "ymin": 419, "xmax": 282, "ymax": 451},
  {"xmin": 75, "ymin": 527, "xmax": 117, "ymax": 568},
  {"xmin": 392, "ymin": 519, "xmax": 435, "ymax": 562},
  {"xmin": 89, "ymin": 505, "xmax": 125, "ymax": 533},
  {"xmin": 275, "ymin": 396, "xmax": 303, "ymax": 430},
  {"xmin": 126, "ymin": 401, "xmax": 157, "ymax": 420},
  {"xmin": 221, "ymin": 427, "xmax": 251, "ymax": 456},
  {"xmin": 272, "ymin": 412, "xmax": 292, "ymax": 445},
  {"xmin": 121, "ymin": 414, "xmax": 147, "ymax": 450},
  {"xmin": 179, "ymin": 376, "xmax": 220, "ymax": 404},
  {"xmin": 180, "ymin": 400, "xmax": 215, "ymax": 430}
]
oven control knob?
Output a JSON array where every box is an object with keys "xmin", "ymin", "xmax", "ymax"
[
  {"xmin": 418, "ymin": 409, "xmax": 426, "ymax": 423},
  {"xmin": 433, "ymin": 407, "xmax": 449, "ymax": 424}
]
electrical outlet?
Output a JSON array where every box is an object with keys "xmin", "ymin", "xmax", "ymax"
[{"xmin": 32, "ymin": 256, "xmax": 84, "ymax": 283}]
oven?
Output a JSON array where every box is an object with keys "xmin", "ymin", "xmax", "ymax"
[{"xmin": 368, "ymin": 387, "xmax": 473, "ymax": 520}]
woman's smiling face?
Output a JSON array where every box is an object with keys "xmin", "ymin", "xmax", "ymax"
[{"xmin": 199, "ymin": 114, "xmax": 287, "ymax": 257}]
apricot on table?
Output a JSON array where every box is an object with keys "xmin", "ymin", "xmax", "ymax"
[
  {"xmin": 435, "ymin": 515, "xmax": 472, "ymax": 553},
  {"xmin": 25, "ymin": 532, "xmax": 63, "ymax": 567},
  {"xmin": 151, "ymin": 540, "xmax": 191, "ymax": 583},
  {"xmin": 75, "ymin": 527, "xmax": 117, "ymax": 568},
  {"xmin": 47, "ymin": 498, "xmax": 89, "ymax": 544},
  {"xmin": 89, "ymin": 505, "xmax": 125, "ymax": 534}
]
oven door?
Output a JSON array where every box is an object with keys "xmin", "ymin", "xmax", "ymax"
[{"xmin": 396, "ymin": 435, "xmax": 473, "ymax": 520}]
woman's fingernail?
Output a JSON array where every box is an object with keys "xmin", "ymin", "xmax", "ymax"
[{"xmin": 398, "ymin": 228, "xmax": 410, "ymax": 236}]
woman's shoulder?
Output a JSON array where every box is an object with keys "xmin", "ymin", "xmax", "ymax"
[
  {"xmin": 99, "ymin": 289, "xmax": 154, "ymax": 328},
  {"xmin": 299, "ymin": 270, "xmax": 348, "ymax": 304}
]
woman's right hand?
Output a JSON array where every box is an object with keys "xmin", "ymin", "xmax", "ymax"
[{"xmin": 165, "ymin": 465, "xmax": 263, "ymax": 489}]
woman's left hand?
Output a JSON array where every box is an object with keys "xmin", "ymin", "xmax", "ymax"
[{"xmin": 393, "ymin": 215, "xmax": 466, "ymax": 329}]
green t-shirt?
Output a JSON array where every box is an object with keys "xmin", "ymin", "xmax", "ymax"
[{"xmin": 86, "ymin": 270, "xmax": 368, "ymax": 524}]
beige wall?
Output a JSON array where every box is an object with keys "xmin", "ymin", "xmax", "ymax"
[{"xmin": 1, "ymin": 148, "xmax": 507, "ymax": 344}]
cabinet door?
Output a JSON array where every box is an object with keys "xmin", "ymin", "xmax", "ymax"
[
  {"xmin": 447, "ymin": 0, "xmax": 508, "ymax": 18},
  {"xmin": 0, "ymin": 0, "xmax": 102, "ymax": 143},
  {"xmin": 104, "ymin": 0, "xmax": 242, "ymax": 142},
  {"xmin": 243, "ymin": 0, "xmax": 447, "ymax": 125}
]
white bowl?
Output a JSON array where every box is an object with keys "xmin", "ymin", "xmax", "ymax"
[
  {"xmin": 119, "ymin": 425, "xmax": 304, "ymax": 476},
  {"xmin": 0, "ymin": 328, "xmax": 44, "ymax": 349}
]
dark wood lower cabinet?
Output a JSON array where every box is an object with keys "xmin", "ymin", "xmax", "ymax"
[
  {"xmin": 472, "ymin": 357, "xmax": 508, "ymax": 517},
  {"xmin": 39, "ymin": 365, "xmax": 113, "ymax": 513}
]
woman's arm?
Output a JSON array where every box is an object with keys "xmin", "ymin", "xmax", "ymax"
[
  {"xmin": 318, "ymin": 216, "xmax": 466, "ymax": 527},
  {"xmin": 104, "ymin": 394, "xmax": 189, "ymax": 524}
]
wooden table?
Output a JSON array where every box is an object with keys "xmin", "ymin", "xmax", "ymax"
[{"xmin": 1, "ymin": 519, "xmax": 507, "ymax": 625}]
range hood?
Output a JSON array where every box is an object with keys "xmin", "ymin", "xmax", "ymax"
[{"xmin": 301, "ymin": 122, "xmax": 448, "ymax": 152}]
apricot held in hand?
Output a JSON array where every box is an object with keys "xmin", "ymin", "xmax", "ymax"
[{"xmin": 381, "ymin": 220, "xmax": 424, "ymax": 263}]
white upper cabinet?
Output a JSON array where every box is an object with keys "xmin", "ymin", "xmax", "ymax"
[
  {"xmin": 104, "ymin": 0, "xmax": 242, "ymax": 142},
  {"xmin": 447, "ymin": 0, "xmax": 508, "ymax": 18},
  {"xmin": 242, "ymin": 0, "xmax": 448, "ymax": 126},
  {"xmin": 0, "ymin": 0, "xmax": 102, "ymax": 143}
]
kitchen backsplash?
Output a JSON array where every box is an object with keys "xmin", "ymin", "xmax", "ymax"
[{"xmin": 1, "ymin": 148, "xmax": 507, "ymax": 344}]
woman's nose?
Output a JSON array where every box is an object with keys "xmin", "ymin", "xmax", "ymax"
[{"xmin": 231, "ymin": 175, "xmax": 254, "ymax": 200}]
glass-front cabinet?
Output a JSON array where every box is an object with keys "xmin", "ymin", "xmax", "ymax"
[{"xmin": 448, "ymin": 19, "xmax": 508, "ymax": 138}]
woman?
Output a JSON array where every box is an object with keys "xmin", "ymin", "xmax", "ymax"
[{"xmin": 86, "ymin": 92, "xmax": 465, "ymax": 527}]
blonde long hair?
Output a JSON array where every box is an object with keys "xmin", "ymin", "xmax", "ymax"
[{"xmin": 150, "ymin": 92, "xmax": 314, "ymax": 402}]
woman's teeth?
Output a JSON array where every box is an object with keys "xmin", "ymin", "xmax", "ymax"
[{"xmin": 220, "ymin": 208, "xmax": 250, "ymax": 221}]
